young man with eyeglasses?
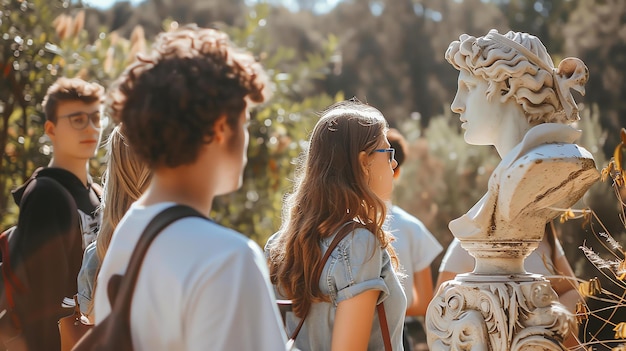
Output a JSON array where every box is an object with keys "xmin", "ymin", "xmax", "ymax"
[{"xmin": 9, "ymin": 77, "xmax": 104, "ymax": 350}]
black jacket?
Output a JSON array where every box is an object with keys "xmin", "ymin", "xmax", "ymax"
[{"xmin": 10, "ymin": 167, "xmax": 100, "ymax": 351}]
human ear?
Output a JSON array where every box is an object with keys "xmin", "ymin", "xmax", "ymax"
[
  {"xmin": 213, "ymin": 115, "xmax": 229, "ymax": 144},
  {"xmin": 393, "ymin": 167, "xmax": 401, "ymax": 179},
  {"xmin": 44, "ymin": 120, "xmax": 56, "ymax": 141}
]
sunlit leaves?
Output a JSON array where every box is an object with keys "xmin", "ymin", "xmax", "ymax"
[
  {"xmin": 578, "ymin": 277, "xmax": 602, "ymax": 297},
  {"xmin": 612, "ymin": 344, "xmax": 626, "ymax": 351},
  {"xmin": 575, "ymin": 300, "xmax": 589, "ymax": 324},
  {"xmin": 614, "ymin": 322, "xmax": 626, "ymax": 339},
  {"xmin": 210, "ymin": 3, "xmax": 340, "ymax": 244},
  {"xmin": 560, "ymin": 208, "xmax": 577, "ymax": 223},
  {"xmin": 0, "ymin": 0, "xmax": 66, "ymax": 227},
  {"xmin": 601, "ymin": 128, "xmax": 626, "ymax": 187},
  {"xmin": 0, "ymin": 0, "xmax": 141, "ymax": 228}
]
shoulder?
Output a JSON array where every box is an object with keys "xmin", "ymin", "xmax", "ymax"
[
  {"xmin": 82, "ymin": 240, "xmax": 98, "ymax": 263},
  {"xmin": 332, "ymin": 227, "xmax": 381, "ymax": 266},
  {"xmin": 107, "ymin": 206, "xmax": 267, "ymax": 286},
  {"xmin": 499, "ymin": 143, "xmax": 599, "ymax": 218},
  {"xmin": 390, "ymin": 206, "xmax": 427, "ymax": 229},
  {"xmin": 389, "ymin": 206, "xmax": 434, "ymax": 240},
  {"xmin": 342, "ymin": 227, "xmax": 378, "ymax": 248},
  {"xmin": 265, "ymin": 231, "xmax": 279, "ymax": 249},
  {"xmin": 510, "ymin": 142, "xmax": 594, "ymax": 168},
  {"xmin": 169, "ymin": 218, "xmax": 255, "ymax": 249},
  {"xmin": 17, "ymin": 175, "xmax": 75, "ymax": 210},
  {"xmin": 28, "ymin": 175, "xmax": 68, "ymax": 193},
  {"xmin": 439, "ymin": 239, "xmax": 473, "ymax": 273},
  {"xmin": 156, "ymin": 217, "xmax": 266, "ymax": 270},
  {"xmin": 263, "ymin": 232, "xmax": 279, "ymax": 259}
]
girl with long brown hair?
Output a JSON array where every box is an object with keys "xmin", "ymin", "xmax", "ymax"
[{"xmin": 267, "ymin": 99, "xmax": 407, "ymax": 350}]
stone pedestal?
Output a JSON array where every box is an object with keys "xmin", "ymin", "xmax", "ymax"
[{"xmin": 426, "ymin": 241, "xmax": 574, "ymax": 351}]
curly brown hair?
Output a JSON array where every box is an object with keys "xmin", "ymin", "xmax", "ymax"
[
  {"xmin": 108, "ymin": 25, "xmax": 270, "ymax": 168},
  {"xmin": 43, "ymin": 77, "xmax": 104, "ymax": 123}
]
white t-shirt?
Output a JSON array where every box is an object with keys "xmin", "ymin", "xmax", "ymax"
[
  {"xmin": 386, "ymin": 205, "xmax": 443, "ymax": 307},
  {"xmin": 95, "ymin": 202, "xmax": 287, "ymax": 350}
]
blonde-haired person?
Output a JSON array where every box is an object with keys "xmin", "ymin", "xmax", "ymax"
[
  {"xmin": 77, "ymin": 124, "xmax": 152, "ymax": 321},
  {"xmin": 266, "ymin": 99, "xmax": 407, "ymax": 351}
]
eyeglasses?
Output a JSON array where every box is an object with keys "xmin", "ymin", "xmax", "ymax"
[
  {"xmin": 58, "ymin": 110, "xmax": 101, "ymax": 130},
  {"xmin": 372, "ymin": 148, "xmax": 395, "ymax": 163}
]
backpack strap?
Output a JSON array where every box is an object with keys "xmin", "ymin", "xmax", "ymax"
[{"xmin": 111, "ymin": 205, "xmax": 206, "ymax": 325}]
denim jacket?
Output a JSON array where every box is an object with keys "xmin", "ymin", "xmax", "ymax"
[
  {"xmin": 267, "ymin": 227, "xmax": 406, "ymax": 351},
  {"xmin": 77, "ymin": 240, "xmax": 98, "ymax": 316}
]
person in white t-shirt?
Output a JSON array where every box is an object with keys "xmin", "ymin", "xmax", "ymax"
[
  {"xmin": 384, "ymin": 128, "xmax": 443, "ymax": 350},
  {"xmin": 94, "ymin": 25, "xmax": 287, "ymax": 350}
]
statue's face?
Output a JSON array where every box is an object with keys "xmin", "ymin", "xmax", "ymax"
[{"xmin": 451, "ymin": 70, "xmax": 507, "ymax": 146}]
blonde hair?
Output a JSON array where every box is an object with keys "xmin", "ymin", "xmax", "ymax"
[
  {"xmin": 96, "ymin": 124, "xmax": 152, "ymax": 262},
  {"xmin": 85, "ymin": 125, "xmax": 151, "ymax": 317}
]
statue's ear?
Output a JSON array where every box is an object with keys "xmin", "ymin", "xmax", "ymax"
[
  {"xmin": 556, "ymin": 57, "xmax": 588, "ymax": 96},
  {"xmin": 555, "ymin": 57, "xmax": 589, "ymax": 121}
]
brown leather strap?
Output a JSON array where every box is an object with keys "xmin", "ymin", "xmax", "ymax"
[
  {"xmin": 289, "ymin": 221, "xmax": 363, "ymax": 341},
  {"xmin": 111, "ymin": 205, "xmax": 206, "ymax": 328},
  {"xmin": 377, "ymin": 301, "xmax": 392, "ymax": 351},
  {"xmin": 288, "ymin": 222, "xmax": 393, "ymax": 350}
]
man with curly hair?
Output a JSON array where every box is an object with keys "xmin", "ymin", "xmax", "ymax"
[
  {"xmin": 8, "ymin": 77, "xmax": 104, "ymax": 350},
  {"xmin": 94, "ymin": 26, "xmax": 287, "ymax": 349}
]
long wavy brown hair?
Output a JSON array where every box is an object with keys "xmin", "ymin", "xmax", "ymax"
[{"xmin": 267, "ymin": 99, "xmax": 398, "ymax": 318}]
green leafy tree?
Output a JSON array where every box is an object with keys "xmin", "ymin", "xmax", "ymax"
[
  {"xmin": 0, "ymin": 0, "xmax": 138, "ymax": 228},
  {"xmin": 0, "ymin": 0, "xmax": 67, "ymax": 225},
  {"xmin": 562, "ymin": 0, "xmax": 626, "ymax": 158},
  {"xmin": 210, "ymin": 4, "xmax": 341, "ymax": 245}
]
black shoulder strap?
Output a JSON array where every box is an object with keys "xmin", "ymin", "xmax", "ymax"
[{"xmin": 112, "ymin": 205, "xmax": 206, "ymax": 321}]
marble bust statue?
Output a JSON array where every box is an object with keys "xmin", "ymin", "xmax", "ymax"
[
  {"xmin": 445, "ymin": 29, "xmax": 599, "ymax": 275},
  {"xmin": 425, "ymin": 29, "xmax": 599, "ymax": 351}
]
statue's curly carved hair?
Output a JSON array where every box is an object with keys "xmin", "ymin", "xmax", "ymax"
[{"xmin": 446, "ymin": 29, "xmax": 587, "ymax": 124}]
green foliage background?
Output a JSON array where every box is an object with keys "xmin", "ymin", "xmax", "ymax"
[
  {"xmin": 2, "ymin": 0, "xmax": 624, "ymax": 258},
  {"xmin": 2, "ymin": 0, "xmax": 625, "ymax": 344}
]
